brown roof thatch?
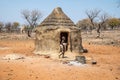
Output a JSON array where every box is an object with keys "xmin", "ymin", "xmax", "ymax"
[{"xmin": 39, "ymin": 7, "xmax": 75, "ymax": 27}]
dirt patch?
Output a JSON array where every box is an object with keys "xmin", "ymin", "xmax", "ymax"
[
  {"xmin": 0, "ymin": 47, "xmax": 10, "ymax": 50},
  {"xmin": 0, "ymin": 30, "xmax": 120, "ymax": 80},
  {"xmin": 1, "ymin": 54, "xmax": 25, "ymax": 60},
  {"xmin": 0, "ymin": 39, "xmax": 120, "ymax": 80}
]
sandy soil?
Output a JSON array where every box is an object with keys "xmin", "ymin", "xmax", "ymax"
[{"xmin": 0, "ymin": 39, "xmax": 120, "ymax": 80}]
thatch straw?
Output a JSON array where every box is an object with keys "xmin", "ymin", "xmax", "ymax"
[{"xmin": 38, "ymin": 7, "xmax": 76, "ymax": 28}]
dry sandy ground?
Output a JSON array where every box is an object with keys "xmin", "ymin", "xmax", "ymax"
[{"xmin": 0, "ymin": 39, "xmax": 120, "ymax": 80}]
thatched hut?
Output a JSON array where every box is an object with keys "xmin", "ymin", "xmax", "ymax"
[{"xmin": 34, "ymin": 7, "xmax": 85, "ymax": 54}]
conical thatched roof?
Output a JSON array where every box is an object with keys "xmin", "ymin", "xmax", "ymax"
[{"xmin": 39, "ymin": 7, "xmax": 75, "ymax": 28}]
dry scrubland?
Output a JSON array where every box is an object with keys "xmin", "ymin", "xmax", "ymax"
[{"xmin": 0, "ymin": 30, "xmax": 120, "ymax": 80}]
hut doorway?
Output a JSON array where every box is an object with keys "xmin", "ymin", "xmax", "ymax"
[{"xmin": 60, "ymin": 32, "xmax": 68, "ymax": 51}]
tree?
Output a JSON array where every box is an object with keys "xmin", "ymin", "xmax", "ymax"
[
  {"xmin": 12, "ymin": 22, "xmax": 20, "ymax": 32},
  {"xmin": 97, "ymin": 13, "xmax": 110, "ymax": 37},
  {"xmin": 76, "ymin": 18, "xmax": 92, "ymax": 30},
  {"xmin": 13, "ymin": 22, "xmax": 20, "ymax": 28},
  {"xmin": 21, "ymin": 9, "xmax": 42, "ymax": 28},
  {"xmin": 0, "ymin": 22, "xmax": 4, "ymax": 32},
  {"xmin": 5, "ymin": 22, "xmax": 12, "ymax": 33},
  {"xmin": 21, "ymin": 9, "xmax": 42, "ymax": 37},
  {"xmin": 107, "ymin": 18, "xmax": 120, "ymax": 29},
  {"xmin": 85, "ymin": 9, "xmax": 101, "ymax": 31}
]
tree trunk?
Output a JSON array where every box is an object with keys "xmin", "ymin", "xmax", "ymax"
[
  {"xmin": 111, "ymin": 26, "xmax": 114, "ymax": 30},
  {"xmin": 96, "ymin": 24, "xmax": 101, "ymax": 38},
  {"xmin": 0, "ymin": 28, "xmax": 2, "ymax": 32},
  {"xmin": 27, "ymin": 30, "xmax": 31, "ymax": 37}
]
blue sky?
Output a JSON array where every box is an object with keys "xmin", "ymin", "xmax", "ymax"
[{"xmin": 0, "ymin": 0, "xmax": 120, "ymax": 24}]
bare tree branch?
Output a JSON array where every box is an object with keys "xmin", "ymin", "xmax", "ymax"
[
  {"xmin": 21, "ymin": 9, "xmax": 42, "ymax": 28},
  {"xmin": 21, "ymin": 9, "xmax": 42, "ymax": 37},
  {"xmin": 96, "ymin": 12, "xmax": 110, "ymax": 38},
  {"xmin": 85, "ymin": 9, "xmax": 101, "ymax": 30},
  {"xmin": 22, "ymin": 10, "xmax": 32, "ymax": 26},
  {"xmin": 99, "ymin": 13, "xmax": 110, "ymax": 24}
]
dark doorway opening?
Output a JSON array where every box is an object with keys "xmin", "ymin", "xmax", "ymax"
[{"xmin": 60, "ymin": 32, "xmax": 68, "ymax": 51}]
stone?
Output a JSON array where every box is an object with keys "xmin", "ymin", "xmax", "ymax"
[
  {"xmin": 92, "ymin": 61, "xmax": 97, "ymax": 65},
  {"xmin": 75, "ymin": 56, "xmax": 86, "ymax": 64}
]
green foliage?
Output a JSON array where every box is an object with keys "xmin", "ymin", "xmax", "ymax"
[
  {"xmin": 13, "ymin": 22, "xmax": 20, "ymax": 28},
  {"xmin": 76, "ymin": 19, "xmax": 92, "ymax": 30},
  {"xmin": 107, "ymin": 18, "xmax": 120, "ymax": 29}
]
